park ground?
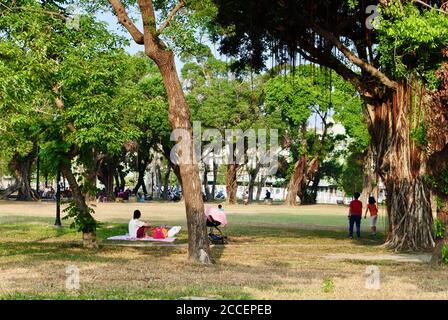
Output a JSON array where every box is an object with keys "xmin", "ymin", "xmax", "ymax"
[{"xmin": 0, "ymin": 201, "xmax": 447, "ymax": 300}]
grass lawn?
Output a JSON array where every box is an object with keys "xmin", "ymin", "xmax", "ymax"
[{"xmin": 0, "ymin": 201, "xmax": 446, "ymax": 300}]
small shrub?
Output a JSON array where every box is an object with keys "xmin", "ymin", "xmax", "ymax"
[
  {"xmin": 442, "ymin": 245, "xmax": 448, "ymax": 265},
  {"xmin": 322, "ymin": 278, "xmax": 334, "ymax": 293},
  {"xmin": 434, "ymin": 219, "xmax": 446, "ymax": 239}
]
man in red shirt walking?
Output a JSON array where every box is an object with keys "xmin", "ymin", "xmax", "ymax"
[{"xmin": 348, "ymin": 192, "xmax": 363, "ymax": 239}]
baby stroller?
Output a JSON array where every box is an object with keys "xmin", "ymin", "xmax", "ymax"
[{"xmin": 205, "ymin": 207, "xmax": 228, "ymax": 244}]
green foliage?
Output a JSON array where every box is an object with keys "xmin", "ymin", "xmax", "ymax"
[
  {"xmin": 442, "ymin": 245, "xmax": 448, "ymax": 265},
  {"xmin": 322, "ymin": 278, "xmax": 334, "ymax": 293},
  {"xmin": 339, "ymin": 151, "xmax": 364, "ymax": 197},
  {"xmin": 378, "ymin": 1, "xmax": 448, "ymax": 89},
  {"xmin": 434, "ymin": 219, "xmax": 446, "ymax": 240},
  {"xmin": 62, "ymin": 201, "xmax": 98, "ymax": 233},
  {"xmin": 410, "ymin": 122, "xmax": 428, "ymax": 148}
]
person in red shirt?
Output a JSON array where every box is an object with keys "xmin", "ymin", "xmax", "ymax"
[
  {"xmin": 348, "ymin": 192, "xmax": 363, "ymax": 239},
  {"xmin": 364, "ymin": 196, "xmax": 378, "ymax": 236}
]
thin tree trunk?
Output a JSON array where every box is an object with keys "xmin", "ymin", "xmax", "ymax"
[
  {"xmin": 155, "ymin": 163, "xmax": 162, "ymax": 198},
  {"xmin": 60, "ymin": 162, "xmax": 97, "ymax": 248},
  {"xmin": 256, "ymin": 174, "xmax": 268, "ymax": 201},
  {"xmin": 134, "ymin": 160, "xmax": 149, "ymax": 195},
  {"xmin": 361, "ymin": 146, "xmax": 375, "ymax": 205},
  {"xmin": 248, "ymin": 164, "xmax": 260, "ymax": 203},
  {"xmin": 211, "ymin": 161, "xmax": 218, "ymax": 201},
  {"xmin": 162, "ymin": 162, "xmax": 171, "ymax": 200},
  {"xmin": 203, "ymin": 163, "xmax": 210, "ymax": 201},
  {"xmin": 117, "ymin": 165, "xmax": 126, "ymax": 190},
  {"xmin": 226, "ymin": 164, "xmax": 238, "ymax": 204}
]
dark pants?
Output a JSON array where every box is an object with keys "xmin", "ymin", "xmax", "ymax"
[{"xmin": 349, "ymin": 215, "xmax": 361, "ymax": 237}]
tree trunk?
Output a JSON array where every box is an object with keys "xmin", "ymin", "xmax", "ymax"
[
  {"xmin": 203, "ymin": 163, "xmax": 210, "ymax": 201},
  {"xmin": 360, "ymin": 146, "xmax": 375, "ymax": 205},
  {"xmin": 117, "ymin": 165, "xmax": 126, "ymax": 190},
  {"xmin": 162, "ymin": 162, "xmax": 171, "ymax": 200},
  {"xmin": 155, "ymin": 163, "xmax": 162, "ymax": 198},
  {"xmin": 285, "ymin": 154, "xmax": 307, "ymax": 206},
  {"xmin": 366, "ymin": 84, "xmax": 434, "ymax": 251},
  {"xmin": 256, "ymin": 174, "xmax": 268, "ymax": 201},
  {"xmin": 154, "ymin": 50, "xmax": 210, "ymax": 263},
  {"xmin": 134, "ymin": 159, "xmax": 149, "ymax": 195},
  {"xmin": 11, "ymin": 152, "xmax": 38, "ymax": 201},
  {"xmin": 248, "ymin": 164, "xmax": 260, "ymax": 203},
  {"xmin": 226, "ymin": 164, "xmax": 238, "ymax": 204},
  {"xmin": 60, "ymin": 162, "xmax": 97, "ymax": 249},
  {"xmin": 211, "ymin": 161, "xmax": 218, "ymax": 201},
  {"xmin": 431, "ymin": 196, "xmax": 448, "ymax": 264},
  {"xmin": 84, "ymin": 166, "xmax": 97, "ymax": 202}
]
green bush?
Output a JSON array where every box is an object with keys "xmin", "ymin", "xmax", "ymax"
[
  {"xmin": 63, "ymin": 201, "xmax": 98, "ymax": 233},
  {"xmin": 442, "ymin": 245, "xmax": 448, "ymax": 265},
  {"xmin": 434, "ymin": 219, "xmax": 446, "ymax": 239}
]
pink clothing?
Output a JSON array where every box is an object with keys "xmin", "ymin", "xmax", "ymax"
[{"xmin": 205, "ymin": 207, "xmax": 228, "ymax": 226}]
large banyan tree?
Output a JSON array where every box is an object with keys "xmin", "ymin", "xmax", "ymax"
[{"xmin": 211, "ymin": 0, "xmax": 448, "ymax": 251}]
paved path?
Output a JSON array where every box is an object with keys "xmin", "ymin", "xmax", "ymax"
[{"xmin": 324, "ymin": 253, "xmax": 432, "ymax": 263}]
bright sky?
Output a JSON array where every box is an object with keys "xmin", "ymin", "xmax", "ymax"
[{"xmin": 96, "ymin": 10, "xmax": 225, "ymax": 77}]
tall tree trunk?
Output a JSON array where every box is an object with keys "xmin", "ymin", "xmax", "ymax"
[
  {"xmin": 109, "ymin": 0, "xmax": 210, "ymax": 263},
  {"xmin": 366, "ymin": 84, "xmax": 434, "ymax": 251},
  {"xmin": 60, "ymin": 162, "xmax": 97, "ymax": 248},
  {"xmin": 156, "ymin": 51, "xmax": 210, "ymax": 262},
  {"xmin": 226, "ymin": 164, "xmax": 238, "ymax": 204}
]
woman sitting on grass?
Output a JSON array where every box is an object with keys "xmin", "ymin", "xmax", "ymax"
[{"xmin": 128, "ymin": 210, "xmax": 151, "ymax": 239}]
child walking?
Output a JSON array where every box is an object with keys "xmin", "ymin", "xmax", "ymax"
[
  {"xmin": 348, "ymin": 192, "xmax": 363, "ymax": 239},
  {"xmin": 364, "ymin": 196, "xmax": 378, "ymax": 236}
]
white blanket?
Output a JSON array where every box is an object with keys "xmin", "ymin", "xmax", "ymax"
[{"xmin": 107, "ymin": 235, "xmax": 177, "ymax": 242}]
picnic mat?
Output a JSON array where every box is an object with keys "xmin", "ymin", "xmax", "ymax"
[{"xmin": 107, "ymin": 235, "xmax": 177, "ymax": 243}]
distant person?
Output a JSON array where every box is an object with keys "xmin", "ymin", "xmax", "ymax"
[
  {"xmin": 265, "ymin": 190, "xmax": 271, "ymax": 199},
  {"xmin": 128, "ymin": 210, "xmax": 151, "ymax": 239},
  {"xmin": 218, "ymin": 204, "xmax": 224, "ymax": 211},
  {"xmin": 348, "ymin": 192, "xmax": 362, "ymax": 239},
  {"xmin": 364, "ymin": 196, "xmax": 378, "ymax": 236}
]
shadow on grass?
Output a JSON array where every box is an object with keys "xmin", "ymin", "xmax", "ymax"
[{"xmin": 226, "ymin": 224, "xmax": 385, "ymax": 247}]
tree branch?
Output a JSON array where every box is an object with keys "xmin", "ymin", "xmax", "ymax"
[
  {"xmin": 158, "ymin": 0, "xmax": 186, "ymax": 34},
  {"xmin": 0, "ymin": 3, "xmax": 68, "ymax": 20},
  {"xmin": 312, "ymin": 24, "xmax": 398, "ymax": 90},
  {"xmin": 411, "ymin": 0, "xmax": 448, "ymax": 14},
  {"xmin": 108, "ymin": 0, "xmax": 145, "ymax": 45},
  {"xmin": 296, "ymin": 37, "xmax": 367, "ymax": 94}
]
